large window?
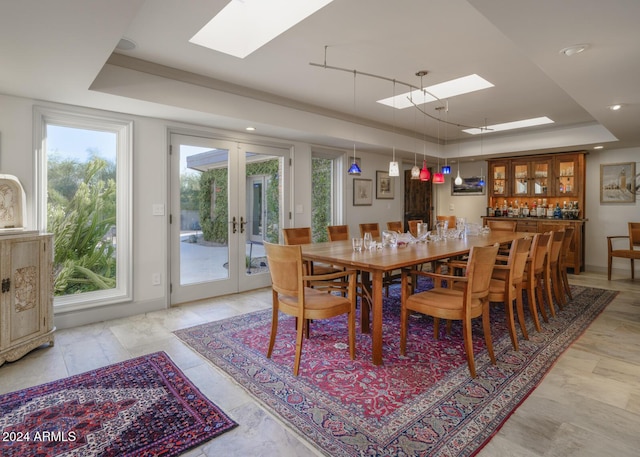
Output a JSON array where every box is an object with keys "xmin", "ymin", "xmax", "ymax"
[
  {"xmin": 34, "ymin": 106, "xmax": 132, "ymax": 311},
  {"xmin": 311, "ymin": 150, "xmax": 342, "ymax": 242}
]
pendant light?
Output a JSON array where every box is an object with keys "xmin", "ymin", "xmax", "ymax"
[
  {"xmin": 454, "ymin": 125, "xmax": 463, "ymax": 185},
  {"xmin": 433, "ymin": 107, "xmax": 444, "ymax": 183},
  {"xmin": 347, "ymin": 70, "xmax": 361, "ymax": 175},
  {"xmin": 442, "ymin": 158, "xmax": 451, "ymax": 174},
  {"xmin": 441, "ymin": 106, "xmax": 451, "ymax": 174},
  {"xmin": 478, "ymin": 123, "xmax": 485, "ymax": 186},
  {"xmin": 419, "ymin": 82, "xmax": 430, "ymax": 181},
  {"xmin": 411, "ymin": 152, "xmax": 420, "ymax": 179},
  {"xmin": 433, "ymin": 157, "xmax": 445, "ymax": 184},
  {"xmin": 388, "ymin": 80, "xmax": 399, "ymax": 176}
]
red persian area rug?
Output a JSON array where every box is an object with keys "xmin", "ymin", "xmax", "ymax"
[
  {"xmin": 175, "ymin": 284, "xmax": 617, "ymax": 457},
  {"xmin": 0, "ymin": 351, "xmax": 237, "ymax": 457}
]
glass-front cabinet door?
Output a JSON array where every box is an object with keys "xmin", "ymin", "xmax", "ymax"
[
  {"xmin": 511, "ymin": 157, "xmax": 551, "ymax": 197},
  {"xmin": 555, "ymin": 154, "xmax": 579, "ymax": 197},
  {"xmin": 489, "ymin": 160, "xmax": 509, "ymax": 197}
]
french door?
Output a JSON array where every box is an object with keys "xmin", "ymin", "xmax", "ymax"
[{"xmin": 169, "ymin": 133, "xmax": 290, "ymax": 305}]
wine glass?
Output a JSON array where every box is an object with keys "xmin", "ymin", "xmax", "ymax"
[{"xmin": 363, "ymin": 232, "xmax": 373, "ymax": 250}]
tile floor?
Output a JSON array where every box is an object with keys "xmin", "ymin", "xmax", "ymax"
[{"xmin": 1, "ymin": 272, "xmax": 639, "ymax": 456}]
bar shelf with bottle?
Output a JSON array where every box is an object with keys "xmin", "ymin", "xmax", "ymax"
[{"xmin": 483, "ymin": 151, "xmax": 586, "ymax": 273}]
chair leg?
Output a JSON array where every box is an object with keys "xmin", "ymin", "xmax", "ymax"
[
  {"xmin": 462, "ymin": 317, "xmax": 476, "ymax": 378},
  {"xmin": 482, "ymin": 302, "xmax": 496, "ymax": 365},
  {"xmin": 608, "ymin": 255, "xmax": 612, "ymax": 280},
  {"xmin": 535, "ymin": 277, "xmax": 549, "ymax": 323},
  {"xmin": 525, "ymin": 281, "xmax": 542, "ymax": 332},
  {"xmin": 293, "ymin": 311, "xmax": 305, "ymax": 376},
  {"xmin": 348, "ymin": 308, "xmax": 356, "ymax": 360},
  {"xmin": 515, "ymin": 287, "xmax": 529, "ymax": 340},
  {"xmin": 502, "ymin": 299, "xmax": 519, "ymax": 351},
  {"xmin": 551, "ymin": 264, "xmax": 565, "ymax": 309},
  {"xmin": 267, "ymin": 295, "xmax": 279, "ymax": 358},
  {"xmin": 561, "ymin": 266, "xmax": 573, "ymax": 301},
  {"xmin": 632, "ymin": 259, "xmax": 635, "ymax": 279},
  {"xmin": 543, "ymin": 269, "xmax": 556, "ymax": 318},
  {"xmin": 433, "ymin": 317, "xmax": 441, "ymax": 340}
]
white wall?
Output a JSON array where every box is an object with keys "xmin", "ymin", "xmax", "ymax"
[{"xmin": 1, "ymin": 92, "xmax": 636, "ymax": 329}]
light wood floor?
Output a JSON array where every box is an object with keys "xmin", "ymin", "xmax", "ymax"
[{"xmin": 1, "ymin": 271, "xmax": 638, "ymax": 456}]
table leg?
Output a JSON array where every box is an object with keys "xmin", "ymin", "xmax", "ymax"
[
  {"xmin": 360, "ymin": 271, "xmax": 371, "ymax": 333},
  {"xmin": 371, "ymin": 270, "xmax": 384, "ymax": 366}
]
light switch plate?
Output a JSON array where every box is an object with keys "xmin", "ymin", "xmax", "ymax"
[{"xmin": 152, "ymin": 204, "xmax": 165, "ymax": 216}]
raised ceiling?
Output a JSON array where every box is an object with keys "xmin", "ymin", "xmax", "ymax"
[{"xmin": 1, "ymin": 0, "xmax": 638, "ymax": 161}]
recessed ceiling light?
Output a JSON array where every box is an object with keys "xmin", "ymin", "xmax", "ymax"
[
  {"xmin": 245, "ymin": 126, "xmax": 256, "ymax": 131},
  {"xmin": 190, "ymin": 0, "xmax": 334, "ymax": 58},
  {"xmin": 377, "ymin": 74, "xmax": 494, "ymax": 109},
  {"xmin": 593, "ymin": 145, "xmax": 604, "ymax": 149},
  {"xmin": 116, "ymin": 37, "xmax": 136, "ymax": 51},
  {"xmin": 608, "ymin": 104, "xmax": 622, "ymax": 111},
  {"xmin": 559, "ymin": 44, "xmax": 589, "ymax": 57},
  {"xmin": 463, "ymin": 116, "xmax": 554, "ymax": 135}
]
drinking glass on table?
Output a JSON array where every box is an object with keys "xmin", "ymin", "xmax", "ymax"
[
  {"xmin": 363, "ymin": 232, "xmax": 373, "ymax": 250},
  {"xmin": 352, "ymin": 237, "xmax": 363, "ymax": 252}
]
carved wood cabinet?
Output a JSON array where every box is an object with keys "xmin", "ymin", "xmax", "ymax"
[{"xmin": 0, "ymin": 232, "xmax": 55, "ymax": 366}]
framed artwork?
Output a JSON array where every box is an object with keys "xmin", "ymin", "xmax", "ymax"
[
  {"xmin": 451, "ymin": 176, "xmax": 485, "ymax": 196},
  {"xmin": 376, "ymin": 170, "xmax": 394, "ymax": 199},
  {"xmin": 353, "ymin": 178, "xmax": 373, "ymax": 206},
  {"xmin": 600, "ymin": 162, "xmax": 636, "ymax": 203}
]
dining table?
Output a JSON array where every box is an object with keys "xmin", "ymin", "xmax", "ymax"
[{"xmin": 301, "ymin": 230, "xmax": 532, "ymax": 365}]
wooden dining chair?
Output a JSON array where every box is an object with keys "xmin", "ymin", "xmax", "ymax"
[
  {"xmin": 436, "ymin": 215, "xmax": 457, "ymax": 230},
  {"xmin": 522, "ymin": 232, "xmax": 552, "ymax": 330},
  {"xmin": 327, "ymin": 225, "xmax": 349, "ymax": 241},
  {"xmin": 359, "ymin": 223, "xmax": 380, "ymax": 239},
  {"xmin": 264, "ymin": 242, "xmax": 356, "ymax": 376},
  {"xmin": 548, "ymin": 230, "xmax": 567, "ymax": 309},
  {"xmin": 559, "ymin": 226, "xmax": 575, "ymax": 301},
  {"xmin": 487, "ymin": 236, "xmax": 532, "ymax": 351},
  {"xmin": 607, "ymin": 222, "xmax": 640, "ymax": 280},
  {"xmin": 387, "ymin": 221, "xmax": 403, "ymax": 233},
  {"xmin": 400, "ymin": 243, "xmax": 500, "ymax": 378},
  {"xmin": 407, "ymin": 219, "xmax": 423, "ymax": 238},
  {"xmin": 282, "ymin": 227, "xmax": 341, "ymax": 275}
]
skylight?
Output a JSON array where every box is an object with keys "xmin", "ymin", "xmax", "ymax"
[
  {"xmin": 190, "ymin": 0, "xmax": 334, "ymax": 59},
  {"xmin": 462, "ymin": 116, "xmax": 554, "ymax": 135},
  {"xmin": 377, "ymin": 74, "xmax": 494, "ymax": 109}
]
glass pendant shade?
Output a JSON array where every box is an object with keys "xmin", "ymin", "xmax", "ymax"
[
  {"xmin": 348, "ymin": 160, "xmax": 361, "ymax": 175},
  {"xmin": 419, "ymin": 160, "xmax": 430, "ymax": 181},
  {"xmin": 411, "ymin": 165, "xmax": 420, "ymax": 179},
  {"xmin": 388, "ymin": 161, "xmax": 399, "ymax": 177},
  {"xmin": 454, "ymin": 169, "xmax": 463, "ymax": 185},
  {"xmin": 433, "ymin": 172, "xmax": 445, "ymax": 184},
  {"xmin": 442, "ymin": 164, "xmax": 451, "ymax": 174},
  {"xmin": 478, "ymin": 167, "xmax": 485, "ymax": 186}
]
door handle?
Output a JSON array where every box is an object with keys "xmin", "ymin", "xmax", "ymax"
[
  {"xmin": 240, "ymin": 217, "xmax": 246, "ymax": 234},
  {"xmin": 232, "ymin": 216, "xmax": 237, "ymax": 234}
]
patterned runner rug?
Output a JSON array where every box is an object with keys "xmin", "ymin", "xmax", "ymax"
[
  {"xmin": 0, "ymin": 351, "xmax": 237, "ymax": 457},
  {"xmin": 175, "ymin": 285, "xmax": 617, "ymax": 456}
]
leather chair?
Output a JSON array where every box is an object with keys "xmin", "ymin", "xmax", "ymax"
[
  {"xmin": 607, "ymin": 222, "xmax": 640, "ymax": 280},
  {"xmin": 264, "ymin": 242, "xmax": 357, "ymax": 376}
]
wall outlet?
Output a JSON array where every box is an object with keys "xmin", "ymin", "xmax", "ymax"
[{"xmin": 152, "ymin": 273, "xmax": 161, "ymax": 285}]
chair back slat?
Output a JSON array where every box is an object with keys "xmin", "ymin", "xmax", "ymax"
[
  {"xmin": 630, "ymin": 222, "xmax": 640, "ymax": 248},
  {"xmin": 327, "ymin": 225, "xmax": 349, "ymax": 241},
  {"xmin": 264, "ymin": 242, "xmax": 303, "ymax": 298},
  {"xmin": 283, "ymin": 227, "xmax": 312, "ymax": 245},
  {"xmin": 407, "ymin": 220, "xmax": 423, "ymax": 237},
  {"xmin": 359, "ymin": 223, "xmax": 380, "ymax": 239},
  {"xmin": 466, "ymin": 243, "xmax": 500, "ymax": 301},
  {"xmin": 487, "ymin": 220, "xmax": 517, "ymax": 232},
  {"xmin": 387, "ymin": 221, "xmax": 403, "ymax": 233}
]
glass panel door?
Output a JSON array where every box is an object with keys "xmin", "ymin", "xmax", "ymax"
[{"xmin": 170, "ymin": 134, "xmax": 288, "ymax": 304}]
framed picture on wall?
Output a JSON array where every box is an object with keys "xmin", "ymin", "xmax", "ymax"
[
  {"xmin": 376, "ymin": 170, "xmax": 394, "ymax": 199},
  {"xmin": 353, "ymin": 178, "xmax": 373, "ymax": 206},
  {"xmin": 600, "ymin": 162, "xmax": 636, "ymax": 203},
  {"xmin": 451, "ymin": 176, "xmax": 485, "ymax": 196}
]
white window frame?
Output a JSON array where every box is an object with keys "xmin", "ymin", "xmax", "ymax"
[{"xmin": 34, "ymin": 105, "xmax": 133, "ymax": 312}]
